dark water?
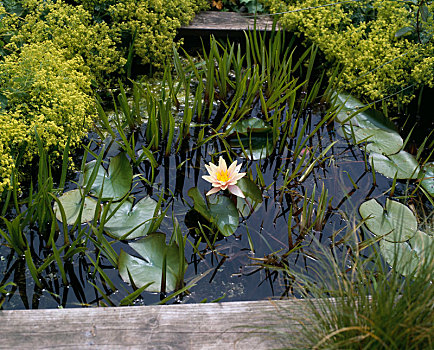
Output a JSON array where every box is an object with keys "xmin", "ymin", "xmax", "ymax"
[{"xmin": 0, "ymin": 105, "xmax": 401, "ymax": 310}]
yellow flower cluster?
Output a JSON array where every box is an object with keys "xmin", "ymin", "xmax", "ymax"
[
  {"xmin": 0, "ymin": 0, "xmax": 207, "ymax": 194},
  {"xmin": 0, "ymin": 42, "xmax": 94, "ymax": 189},
  {"xmin": 262, "ymin": 0, "xmax": 434, "ymax": 106},
  {"xmin": 7, "ymin": 0, "xmax": 125, "ymax": 86},
  {"xmin": 108, "ymin": 0, "xmax": 208, "ymax": 67}
]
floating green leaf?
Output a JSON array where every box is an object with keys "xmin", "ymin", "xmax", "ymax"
[
  {"xmin": 208, "ymin": 195, "xmax": 239, "ymax": 237},
  {"xmin": 188, "ymin": 187, "xmax": 239, "ymax": 236},
  {"xmin": 370, "ymin": 151, "xmax": 420, "ymax": 179},
  {"xmin": 380, "ymin": 239, "xmax": 420, "ymax": 276},
  {"xmin": 359, "ymin": 198, "xmax": 418, "ymax": 242},
  {"xmin": 187, "ymin": 187, "xmax": 211, "ymax": 221},
  {"xmin": 53, "ymin": 189, "xmax": 98, "ymax": 225},
  {"xmin": 410, "ymin": 230, "xmax": 433, "ymax": 258},
  {"xmin": 340, "ymin": 125, "xmax": 403, "ymax": 155},
  {"xmin": 334, "ymin": 93, "xmax": 396, "ymax": 132},
  {"xmin": 118, "ymin": 233, "xmax": 186, "ymax": 293},
  {"xmin": 420, "ymin": 162, "xmax": 434, "ymax": 197},
  {"xmin": 81, "ymin": 153, "xmax": 133, "ymax": 200},
  {"xmin": 380, "ymin": 230, "xmax": 432, "ymax": 277},
  {"xmin": 334, "ymin": 92, "xmax": 364, "ymax": 112},
  {"xmin": 232, "ymin": 117, "xmax": 272, "ymax": 134},
  {"xmin": 104, "ymin": 196, "xmax": 158, "ymax": 239},
  {"xmin": 236, "ymin": 177, "xmax": 263, "ymax": 217},
  {"xmin": 230, "ymin": 133, "xmax": 274, "ymax": 160}
]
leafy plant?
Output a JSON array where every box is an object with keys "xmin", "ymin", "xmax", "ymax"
[
  {"xmin": 272, "ymin": 232, "xmax": 434, "ymax": 349},
  {"xmin": 118, "ymin": 233, "xmax": 187, "ymax": 293}
]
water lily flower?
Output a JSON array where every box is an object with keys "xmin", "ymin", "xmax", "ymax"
[{"xmin": 202, "ymin": 156, "xmax": 246, "ymax": 198}]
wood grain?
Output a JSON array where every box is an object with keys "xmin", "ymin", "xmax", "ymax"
[
  {"xmin": 0, "ymin": 299, "xmax": 314, "ymax": 349},
  {"xmin": 181, "ymin": 11, "xmax": 278, "ymax": 32}
]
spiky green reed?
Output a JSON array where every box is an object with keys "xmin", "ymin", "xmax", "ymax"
[{"xmin": 273, "ymin": 232, "xmax": 434, "ymax": 350}]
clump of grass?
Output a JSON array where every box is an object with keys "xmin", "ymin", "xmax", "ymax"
[{"xmin": 275, "ymin": 230, "xmax": 434, "ymax": 349}]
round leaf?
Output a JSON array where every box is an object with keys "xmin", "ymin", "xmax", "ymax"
[
  {"xmin": 231, "ymin": 134, "xmax": 274, "ymax": 160},
  {"xmin": 104, "ymin": 196, "xmax": 158, "ymax": 239},
  {"xmin": 420, "ymin": 162, "xmax": 434, "ymax": 197},
  {"xmin": 369, "ymin": 151, "xmax": 420, "ymax": 179},
  {"xmin": 236, "ymin": 177, "xmax": 262, "ymax": 202},
  {"xmin": 53, "ymin": 189, "xmax": 98, "ymax": 225},
  {"xmin": 81, "ymin": 153, "xmax": 133, "ymax": 200},
  {"xmin": 208, "ymin": 195, "xmax": 240, "ymax": 237},
  {"xmin": 236, "ymin": 177, "xmax": 263, "ymax": 217},
  {"xmin": 118, "ymin": 233, "xmax": 186, "ymax": 293},
  {"xmin": 187, "ymin": 187, "xmax": 212, "ymax": 222},
  {"xmin": 232, "ymin": 117, "xmax": 272, "ymax": 134},
  {"xmin": 334, "ymin": 93, "xmax": 396, "ymax": 132},
  {"xmin": 409, "ymin": 230, "xmax": 433, "ymax": 259},
  {"xmin": 380, "ymin": 239, "xmax": 420, "ymax": 276},
  {"xmin": 359, "ymin": 198, "xmax": 393, "ymax": 238},
  {"xmin": 359, "ymin": 198, "xmax": 418, "ymax": 242},
  {"xmin": 341, "ymin": 126, "xmax": 403, "ymax": 155}
]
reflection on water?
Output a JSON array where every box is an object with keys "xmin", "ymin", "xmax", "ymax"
[{"xmin": 0, "ymin": 108, "xmax": 407, "ymax": 310}]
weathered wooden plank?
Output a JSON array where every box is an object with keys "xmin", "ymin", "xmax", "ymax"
[
  {"xmin": 180, "ymin": 11, "xmax": 278, "ymax": 32},
  {"xmin": 0, "ymin": 299, "xmax": 312, "ymax": 349}
]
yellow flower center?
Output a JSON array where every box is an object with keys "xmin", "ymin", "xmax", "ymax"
[{"xmin": 216, "ymin": 170, "xmax": 230, "ymax": 182}]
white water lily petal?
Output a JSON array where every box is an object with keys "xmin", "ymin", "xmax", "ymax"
[
  {"xmin": 203, "ymin": 157, "xmax": 246, "ymax": 197},
  {"xmin": 228, "ymin": 184, "xmax": 245, "ymax": 198},
  {"xmin": 206, "ymin": 187, "xmax": 222, "ymax": 196}
]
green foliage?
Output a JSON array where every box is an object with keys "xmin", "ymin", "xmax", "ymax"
[
  {"xmin": 76, "ymin": 0, "xmax": 209, "ymax": 68},
  {"xmin": 0, "ymin": 0, "xmax": 207, "ymax": 194},
  {"xmin": 0, "ymin": 41, "xmax": 93, "ymax": 192},
  {"xmin": 8, "ymin": 0, "xmax": 125, "ymax": 84},
  {"xmin": 262, "ymin": 0, "xmax": 434, "ymax": 107},
  {"xmin": 278, "ymin": 234, "xmax": 434, "ymax": 349},
  {"xmin": 211, "ymin": 0, "xmax": 264, "ymax": 13}
]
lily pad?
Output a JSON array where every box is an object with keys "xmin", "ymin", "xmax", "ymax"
[
  {"xmin": 359, "ymin": 198, "xmax": 418, "ymax": 242},
  {"xmin": 334, "ymin": 93, "xmax": 396, "ymax": 132},
  {"xmin": 370, "ymin": 151, "xmax": 420, "ymax": 179},
  {"xmin": 340, "ymin": 125, "xmax": 403, "ymax": 155},
  {"xmin": 53, "ymin": 189, "xmax": 98, "ymax": 225},
  {"xmin": 188, "ymin": 187, "xmax": 211, "ymax": 221},
  {"xmin": 208, "ymin": 195, "xmax": 240, "ymax": 237},
  {"xmin": 81, "ymin": 153, "xmax": 133, "ymax": 200},
  {"xmin": 232, "ymin": 117, "xmax": 272, "ymax": 134},
  {"xmin": 410, "ymin": 230, "xmax": 433, "ymax": 258},
  {"xmin": 380, "ymin": 239, "xmax": 420, "ymax": 276},
  {"xmin": 420, "ymin": 162, "xmax": 434, "ymax": 197},
  {"xmin": 118, "ymin": 233, "xmax": 186, "ymax": 293},
  {"xmin": 104, "ymin": 196, "xmax": 158, "ymax": 239},
  {"xmin": 236, "ymin": 177, "xmax": 263, "ymax": 217},
  {"xmin": 230, "ymin": 133, "xmax": 274, "ymax": 160},
  {"xmin": 334, "ymin": 92, "xmax": 364, "ymax": 112},
  {"xmin": 188, "ymin": 187, "xmax": 239, "ymax": 237}
]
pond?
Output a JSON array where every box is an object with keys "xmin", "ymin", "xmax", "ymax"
[{"xmin": 0, "ymin": 30, "xmax": 432, "ymax": 309}]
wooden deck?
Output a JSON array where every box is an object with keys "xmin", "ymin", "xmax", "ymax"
[
  {"xmin": 0, "ymin": 299, "xmax": 313, "ymax": 349},
  {"xmin": 177, "ymin": 11, "xmax": 283, "ymax": 52},
  {"xmin": 181, "ymin": 11, "xmax": 278, "ymax": 32},
  {"xmin": 0, "ymin": 12, "xmax": 307, "ymax": 350}
]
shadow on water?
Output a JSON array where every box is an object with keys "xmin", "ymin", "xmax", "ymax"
[
  {"xmin": 1, "ymin": 32, "xmax": 431, "ymax": 309},
  {"xmin": 0, "ymin": 105, "xmax": 397, "ymax": 309}
]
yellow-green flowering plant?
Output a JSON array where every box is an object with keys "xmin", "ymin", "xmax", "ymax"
[{"xmin": 262, "ymin": 0, "xmax": 434, "ymax": 108}]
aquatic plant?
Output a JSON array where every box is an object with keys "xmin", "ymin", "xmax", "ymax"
[
  {"xmin": 333, "ymin": 92, "xmax": 434, "ymax": 201},
  {"xmin": 2, "ymin": 16, "xmax": 431, "ymax": 312},
  {"xmin": 202, "ymin": 156, "xmax": 246, "ymax": 197},
  {"xmin": 273, "ymin": 231, "xmax": 434, "ymax": 349}
]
